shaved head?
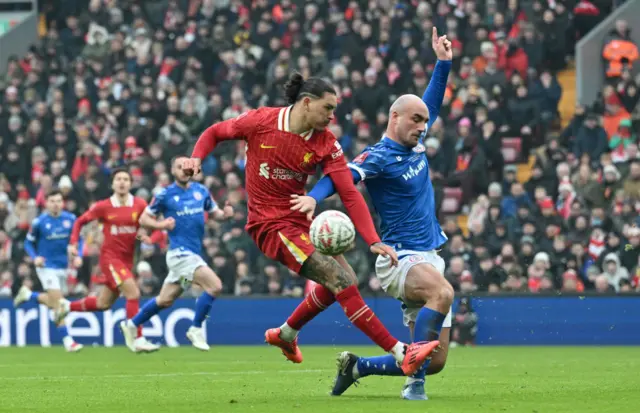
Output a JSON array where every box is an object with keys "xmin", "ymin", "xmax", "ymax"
[
  {"xmin": 387, "ymin": 94, "xmax": 430, "ymax": 148},
  {"xmin": 389, "ymin": 94, "xmax": 428, "ymax": 118}
]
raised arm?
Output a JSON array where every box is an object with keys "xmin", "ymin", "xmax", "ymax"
[
  {"xmin": 70, "ymin": 203, "xmax": 104, "ymax": 246},
  {"xmin": 24, "ymin": 218, "xmax": 39, "ymax": 260},
  {"xmin": 191, "ymin": 109, "xmax": 261, "ymax": 161},
  {"xmin": 422, "ymin": 60, "xmax": 451, "ymax": 128},
  {"xmin": 424, "ymin": 27, "xmax": 453, "ymax": 128}
]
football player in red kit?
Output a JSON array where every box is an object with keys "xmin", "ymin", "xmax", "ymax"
[
  {"xmin": 54, "ymin": 168, "xmax": 159, "ymax": 353},
  {"xmin": 184, "ymin": 73, "xmax": 439, "ymax": 375}
]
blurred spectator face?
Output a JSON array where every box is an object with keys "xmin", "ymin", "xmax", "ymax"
[
  {"xmin": 630, "ymin": 162, "xmax": 640, "ymax": 180},
  {"xmin": 18, "ymin": 263, "xmax": 31, "ymax": 278},
  {"xmin": 534, "ymin": 187, "xmax": 547, "ymax": 202},
  {"xmin": 523, "ymin": 222, "xmax": 536, "ymax": 235},
  {"xmin": 521, "ymin": 242, "xmax": 534, "ymax": 256},
  {"xmin": 225, "ymin": 173, "xmax": 241, "ymax": 190},
  {"xmin": 553, "ymin": 236, "xmax": 566, "ymax": 252},
  {"xmin": 595, "ymin": 275, "xmax": 610, "ymax": 293},
  {"xmin": 480, "ymin": 256, "xmax": 494, "ymax": 272},
  {"xmin": 450, "ymin": 257, "xmax": 465, "ymax": 275},
  {"xmin": 615, "ymin": 19, "xmax": 628, "ymax": 36},
  {"xmin": 510, "ymin": 183, "xmax": 524, "ymax": 197},
  {"xmin": 489, "ymin": 205, "xmax": 501, "ymax": 221}
]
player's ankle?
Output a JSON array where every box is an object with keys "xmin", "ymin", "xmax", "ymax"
[
  {"xmin": 279, "ymin": 322, "xmax": 298, "ymax": 342},
  {"xmin": 389, "ymin": 341, "xmax": 407, "ymax": 363}
]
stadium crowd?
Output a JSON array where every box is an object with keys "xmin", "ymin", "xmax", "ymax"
[{"xmin": 0, "ymin": 0, "xmax": 638, "ymax": 301}]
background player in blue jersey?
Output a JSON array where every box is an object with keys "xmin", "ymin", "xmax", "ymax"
[
  {"xmin": 120, "ymin": 156, "xmax": 233, "ymax": 351},
  {"xmin": 289, "ymin": 28, "xmax": 454, "ymax": 400},
  {"xmin": 14, "ymin": 190, "xmax": 84, "ymax": 352}
]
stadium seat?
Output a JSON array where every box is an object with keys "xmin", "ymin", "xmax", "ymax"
[
  {"xmin": 441, "ymin": 187, "xmax": 463, "ymax": 214},
  {"xmin": 501, "ymin": 137, "xmax": 523, "ymax": 164}
]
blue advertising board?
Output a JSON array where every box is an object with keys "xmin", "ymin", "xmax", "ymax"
[{"xmin": 1, "ymin": 296, "xmax": 639, "ymax": 347}]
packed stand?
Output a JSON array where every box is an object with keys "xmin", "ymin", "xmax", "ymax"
[{"xmin": 0, "ymin": 0, "xmax": 637, "ymax": 299}]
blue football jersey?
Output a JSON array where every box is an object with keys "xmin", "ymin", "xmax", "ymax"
[
  {"xmin": 348, "ymin": 137, "xmax": 448, "ymax": 252},
  {"xmin": 25, "ymin": 211, "xmax": 77, "ymax": 269},
  {"xmin": 146, "ymin": 182, "xmax": 217, "ymax": 255}
]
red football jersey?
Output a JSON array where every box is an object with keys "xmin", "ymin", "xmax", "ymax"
[
  {"xmin": 71, "ymin": 194, "xmax": 147, "ymax": 263},
  {"xmin": 221, "ymin": 106, "xmax": 347, "ymax": 226}
]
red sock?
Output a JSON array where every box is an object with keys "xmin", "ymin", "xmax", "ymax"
[
  {"xmin": 70, "ymin": 296, "xmax": 98, "ymax": 312},
  {"xmin": 286, "ymin": 284, "xmax": 336, "ymax": 330},
  {"xmin": 336, "ymin": 285, "xmax": 398, "ymax": 352},
  {"xmin": 126, "ymin": 299, "xmax": 143, "ymax": 338}
]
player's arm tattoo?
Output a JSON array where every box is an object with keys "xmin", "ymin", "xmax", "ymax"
[{"xmin": 300, "ymin": 252, "xmax": 354, "ymax": 293}]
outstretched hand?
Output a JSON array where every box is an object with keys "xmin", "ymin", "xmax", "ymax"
[
  {"xmin": 432, "ymin": 27, "xmax": 453, "ymax": 61},
  {"xmin": 370, "ymin": 242, "xmax": 399, "ymax": 267}
]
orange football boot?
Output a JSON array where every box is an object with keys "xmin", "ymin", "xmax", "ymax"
[
  {"xmin": 401, "ymin": 340, "xmax": 440, "ymax": 376},
  {"xmin": 264, "ymin": 328, "xmax": 303, "ymax": 363}
]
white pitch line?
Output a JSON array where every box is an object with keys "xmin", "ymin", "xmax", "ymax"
[{"xmin": 2, "ymin": 369, "xmax": 331, "ymax": 381}]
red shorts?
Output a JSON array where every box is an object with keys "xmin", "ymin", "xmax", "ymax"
[
  {"xmin": 247, "ymin": 220, "xmax": 316, "ymax": 273},
  {"xmin": 99, "ymin": 258, "xmax": 134, "ymax": 292}
]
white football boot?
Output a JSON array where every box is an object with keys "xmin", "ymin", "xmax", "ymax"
[
  {"xmin": 13, "ymin": 286, "xmax": 32, "ymax": 307},
  {"xmin": 187, "ymin": 326, "xmax": 210, "ymax": 351}
]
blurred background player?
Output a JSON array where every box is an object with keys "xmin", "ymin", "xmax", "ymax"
[
  {"xmin": 184, "ymin": 73, "xmax": 437, "ymax": 376},
  {"xmin": 14, "ymin": 190, "xmax": 83, "ymax": 352},
  {"xmin": 120, "ymin": 156, "xmax": 233, "ymax": 352},
  {"xmin": 55, "ymin": 168, "xmax": 158, "ymax": 353},
  {"xmin": 290, "ymin": 28, "xmax": 454, "ymax": 400}
]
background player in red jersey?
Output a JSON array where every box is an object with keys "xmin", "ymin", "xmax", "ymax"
[
  {"xmin": 183, "ymin": 73, "xmax": 438, "ymax": 376},
  {"xmin": 54, "ymin": 168, "xmax": 160, "ymax": 353}
]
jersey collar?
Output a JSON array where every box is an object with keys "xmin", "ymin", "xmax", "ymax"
[
  {"xmin": 278, "ymin": 106, "xmax": 314, "ymax": 141},
  {"xmin": 381, "ymin": 136, "xmax": 413, "ymax": 153},
  {"xmin": 110, "ymin": 193, "xmax": 134, "ymax": 207}
]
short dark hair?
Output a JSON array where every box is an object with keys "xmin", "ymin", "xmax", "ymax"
[
  {"xmin": 111, "ymin": 167, "xmax": 132, "ymax": 183},
  {"xmin": 283, "ymin": 72, "xmax": 336, "ymax": 105},
  {"xmin": 171, "ymin": 155, "xmax": 188, "ymax": 166},
  {"xmin": 46, "ymin": 189, "xmax": 63, "ymax": 199}
]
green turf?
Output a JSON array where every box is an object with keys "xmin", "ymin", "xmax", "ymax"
[{"xmin": 0, "ymin": 346, "xmax": 637, "ymax": 413}]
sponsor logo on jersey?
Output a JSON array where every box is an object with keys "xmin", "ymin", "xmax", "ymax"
[
  {"xmin": 402, "ymin": 159, "xmax": 427, "ymax": 181},
  {"xmin": 176, "ymin": 207, "xmax": 204, "ymax": 217},
  {"xmin": 331, "ymin": 141, "xmax": 344, "ymax": 159},
  {"xmin": 259, "ymin": 163, "xmax": 270, "ymax": 179},
  {"xmin": 259, "ymin": 163, "xmax": 304, "ymax": 181},
  {"xmin": 46, "ymin": 233, "xmax": 70, "ymax": 240},
  {"xmin": 110, "ymin": 225, "xmax": 138, "ymax": 235}
]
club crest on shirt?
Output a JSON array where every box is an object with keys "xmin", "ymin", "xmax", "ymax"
[
  {"xmin": 63, "ymin": 220, "xmax": 71, "ymax": 228},
  {"xmin": 46, "ymin": 223, "xmax": 51, "ymax": 229},
  {"xmin": 301, "ymin": 152, "xmax": 314, "ymax": 167},
  {"xmin": 193, "ymin": 191, "xmax": 203, "ymax": 201},
  {"xmin": 413, "ymin": 143, "xmax": 425, "ymax": 153},
  {"xmin": 353, "ymin": 152, "xmax": 369, "ymax": 165},
  {"xmin": 174, "ymin": 196, "xmax": 180, "ymax": 202},
  {"xmin": 132, "ymin": 212, "xmax": 138, "ymax": 221}
]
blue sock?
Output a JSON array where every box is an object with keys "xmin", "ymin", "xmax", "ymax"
[
  {"xmin": 132, "ymin": 298, "xmax": 162, "ymax": 327},
  {"xmin": 409, "ymin": 307, "xmax": 447, "ymax": 379},
  {"xmin": 356, "ymin": 355, "xmax": 404, "ymax": 377},
  {"xmin": 29, "ymin": 292, "xmax": 40, "ymax": 304},
  {"xmin": 58, "ymin": 325, "xmax": 69, "ymax": 339},
  {"xmin": 414, "ymin": 307, "xmax": 446, "ymax": 342},
  {"xmin": 193, "ymin": 292, "xmax": 215, "ymax": 328}
]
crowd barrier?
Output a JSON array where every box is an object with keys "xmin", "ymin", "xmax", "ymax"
[{"xmin": 1, "ymin": 295, "xmax": 639, "ymax": 346}]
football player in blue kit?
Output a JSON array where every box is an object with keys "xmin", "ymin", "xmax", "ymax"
[
  {"xmin": 15, "ymin": 190, "xmax": 84, "ymax": 352},
  {"xmin": 289, "ymin": 28, "xmax": 454, "ymax": 400},
  {"xmin": 120, "ymin": 156, "xmax": 233, "ymax": 351}
]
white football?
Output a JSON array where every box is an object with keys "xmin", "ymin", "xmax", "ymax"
[{"xmin": 310, "ymin": 210, "xmax": 356, "ymax": 256}]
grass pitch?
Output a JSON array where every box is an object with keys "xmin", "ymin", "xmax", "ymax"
[{"xmin": 0, "ymin": 346, "xmax": 637, "ymax": 413}]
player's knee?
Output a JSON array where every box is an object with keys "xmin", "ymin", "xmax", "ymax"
[
  {"xmin": 438, "ymin": 281, "xmax": 455, "ymax": 307},
  {"xmin": 207, "ymin": 277, "xmax": 222, "ymax": 296},
  {"xmin": 156, "ymin": 296, "xmax": 174, "ymax": 308},
  {"xmin": 96, "ymin": 298, "xmax": 111, "ymax": 311},
  {"xmin": 124, "ymin": 288, "xmax": 140, "ymax": 301}
]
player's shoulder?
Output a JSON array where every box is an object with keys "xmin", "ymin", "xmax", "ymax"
[
  {"xmin": 61, "ymin": 211, "xmax": 76, "ymax": 220},
  {"xmin": 190, "ymin": 182, "xmax": 209, "ymax": 193},
  {"xmin": 242, "ymin": 106, "xmax": 278, "ymax": 123},
  {"xmin": 133, "ymin": 195, "xmax": 148, "ymax": 207},
  {"xmin": 353, "ymin": 142, "xmax": 390, "ymax": 164}
]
